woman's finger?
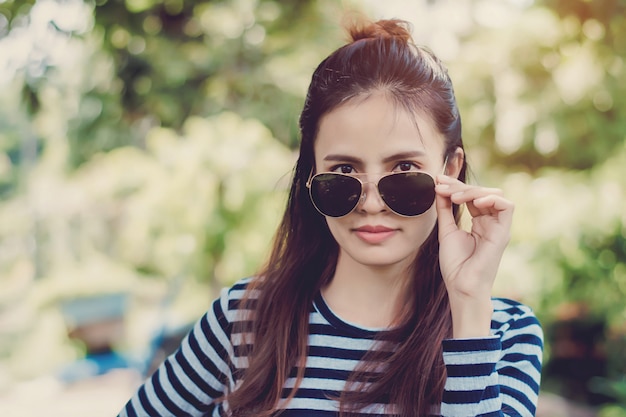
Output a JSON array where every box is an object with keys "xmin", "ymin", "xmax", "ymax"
[
  {"xmin": 436, "ymin": 176, "xmax": 510, "ymax": 219},
  {"xmin": 434, "ymin": 186, "xmax": 458, "ymax": 240}
]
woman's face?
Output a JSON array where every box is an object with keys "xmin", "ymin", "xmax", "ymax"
[{"xmin": 313, "ymin": 92, "xmax": 447, "ymax": 271}]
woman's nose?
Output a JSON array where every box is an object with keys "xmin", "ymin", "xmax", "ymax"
[{"xmin": 357, "ymin": 181, "xmax": 387, "ymax": 213}]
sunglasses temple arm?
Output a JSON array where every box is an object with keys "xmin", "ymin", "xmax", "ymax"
[{"xmin": 305, "ymin": 169, "xmax": 314, "ymax": 188}]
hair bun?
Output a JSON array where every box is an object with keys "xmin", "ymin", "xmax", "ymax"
[{"xmin": 348, "ymin": 18, "xmax": 413, "ymax": 43}]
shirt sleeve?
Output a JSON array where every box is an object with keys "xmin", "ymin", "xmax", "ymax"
[
  {"xmin": 440, "ymin": 300, "xmax": 543, "ymax": 417},
  {"xmin": 117, "ymin": 286, "xmax": 236, "ymax": 417}
]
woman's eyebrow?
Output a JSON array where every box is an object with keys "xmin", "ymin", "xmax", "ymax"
[
  {"xmin": 323, "ymin": 154, "xmax": 363, "ymax": 163},
  {"xmin": 382, "ymin": 151, "xmax": 426, "ymax": 163},
  {"xmin": 322, "ymin": 151, "xmax": 426, "ymax": 164}
]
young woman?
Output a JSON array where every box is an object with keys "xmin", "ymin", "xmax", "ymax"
[{"xmin": 118, "ymin": 18, "xmax": 543, "ymax": 417}]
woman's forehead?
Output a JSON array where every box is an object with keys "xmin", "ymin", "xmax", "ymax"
[{"xmin": 314, "ymin": 94, "xmax": 444, "ymax": 159}]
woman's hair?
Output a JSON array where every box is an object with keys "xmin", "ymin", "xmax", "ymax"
[{"xmin": 226, "ymin": 18, "xmax": 467, "ymax": 417}]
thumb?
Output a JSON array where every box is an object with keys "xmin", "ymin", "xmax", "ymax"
[{"xmin": 435, "ymin": 189, "xmax": 458, "ymax": 240}]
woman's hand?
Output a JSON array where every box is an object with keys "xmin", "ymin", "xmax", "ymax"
[{"xmin": 434, "ymin": 175, "xmax": 515, "ymax": 338}]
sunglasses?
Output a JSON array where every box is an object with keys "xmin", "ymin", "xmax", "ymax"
[{"xmin": 306, "ymin": 169, "xmax": 438, "ymax": 218}]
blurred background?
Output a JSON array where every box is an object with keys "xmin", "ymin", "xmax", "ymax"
[{"xmin": 0, "ymin": 0, "xmax": 624, "ymax": 416}]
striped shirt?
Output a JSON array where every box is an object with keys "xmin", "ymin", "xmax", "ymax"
[{"xmin": 119, "ymin": 278, "xmax": 543, "ymax": 416}]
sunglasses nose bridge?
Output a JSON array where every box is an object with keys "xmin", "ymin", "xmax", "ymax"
[{"xmin": 357, "ymin": 177, "xmax": 386, "ymax": 211}]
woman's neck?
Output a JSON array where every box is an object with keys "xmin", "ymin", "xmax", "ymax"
[{"xmin": 321, "ymin": 252, "xmax": 413, "ymax": 329}]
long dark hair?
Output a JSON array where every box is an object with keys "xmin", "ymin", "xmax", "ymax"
[{"xmin": 226, "ymin": 18, "xmax": 468, "ymax": 417}]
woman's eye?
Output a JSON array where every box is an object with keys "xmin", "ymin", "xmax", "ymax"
[
  {"xmin": 332, "ymin": 164, "xmax": 355, "ymax": 174},
  {"xmin": 394, "ymin": 162, "xmax": 418, "ymax": 172}
]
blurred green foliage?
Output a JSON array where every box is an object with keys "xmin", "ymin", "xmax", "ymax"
[{"xmin": 0, "ymin": 0, "xmax": 625, "ymax": 411}]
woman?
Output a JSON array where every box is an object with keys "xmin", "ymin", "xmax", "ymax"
[{"xmin": 118, "ymin": 18, "xmax": 543, "ymax": 417}]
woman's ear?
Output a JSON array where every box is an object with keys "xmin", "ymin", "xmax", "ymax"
[{"xmin": 444, "ymin": 147, "xmax": 465, "ymax": 178}]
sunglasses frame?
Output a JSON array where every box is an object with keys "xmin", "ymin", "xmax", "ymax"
[{"xmin": 306, "ymin": 158, "xmax": 447, "ymax": 218}]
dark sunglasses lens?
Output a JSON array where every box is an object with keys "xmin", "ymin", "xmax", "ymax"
[
  {"xmin": 378, "ymin": 172, "xmax": 435, "ymax": 216},
  {"xmin": 310, "ymin": 174, "xmax": 361, "ymax": 217}
]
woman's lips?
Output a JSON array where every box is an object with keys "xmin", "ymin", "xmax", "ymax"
[{"xmin": 353, "ymin": 225, "xmax": 397, "ymax": 244}]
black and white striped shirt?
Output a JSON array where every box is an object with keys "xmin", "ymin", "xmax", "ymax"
[{"xmin": 119, "ymin": 278, "xmax": 543, "ymax": 416}]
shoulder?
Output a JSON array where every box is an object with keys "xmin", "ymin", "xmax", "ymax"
[
  {"xmin": 214, "ymin": 276, "xmax": 256, "ymax": 313},
  {"xmin": 185, "ymin": 277, "xmax": 256, "ymax": 346},
  {"xmin": 491, "ymin": 297, "xmax": 544, "ymax": 346},
  {"xmin": 210, "ymin": 276, "xmax": 265, "ymax": 326},
  {"xmin": 224, "ymin": 276, "xmax": 255, "ymax": 301}
]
